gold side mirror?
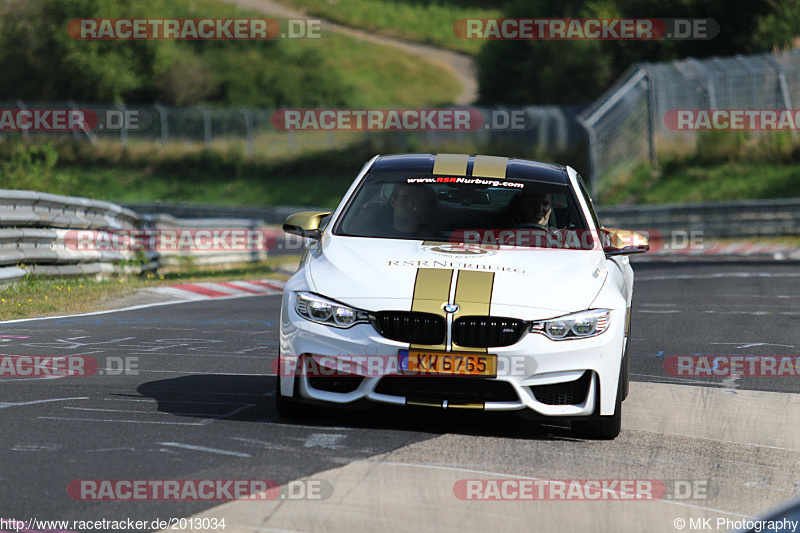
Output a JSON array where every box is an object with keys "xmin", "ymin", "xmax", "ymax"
[
  {"xmin": 282, "ymin": 211, "xmax": 332, "ymax": 240},
  {"xmin": 602, "ymin": 228, "xmax": 649, "ymax": 256}
]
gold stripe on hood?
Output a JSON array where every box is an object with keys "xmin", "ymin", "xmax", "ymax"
[
  {"xmin": 411, "ymin": 268, "xmax": 452, "ymax": 316},
  {"xmin": 452, "ymin": 270, "xmax": 494, "ymax": 353},
  {"xmin": 410, "ymin": 268, "xmax": 452, "ymax": 351},
  {"xmin": 433, "ymin": 154, "xmax": 469, "ymax": 176}
]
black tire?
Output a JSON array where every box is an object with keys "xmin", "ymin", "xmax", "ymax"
[
  {"xmin": 573, "ymin": 368, "xmax": 623, "ymax": 440},
  {"xmin": 274, "ymin": 376, "xmax": 308, "ymax": 419}
]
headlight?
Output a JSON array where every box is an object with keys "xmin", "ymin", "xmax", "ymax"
[
  {"xmin": 531, "ymin": 309, "xmax": 610, "ymax": 340},
  {"xmin": 295, "ymin": 292, "xmax": 370, "ymax": 328}
]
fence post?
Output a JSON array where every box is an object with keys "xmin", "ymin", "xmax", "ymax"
[
  {"xmin": 15, "ymin": 99, "xmax": 28, "ymax": 140},
  {"xmin": 536, "ymin": 108, "xmax": 549, "ymax": 152},
  {"xmin": 199, "ymin": 106, "xmax": 212, "ymax": 147},
  {"xmin": 645, "ymin": 70, "xmax": 657, "ymax": 167},
  {"xmin": 239, "ymin": 107, "xmax": 254, "ymax": 155},
  {"xmin": 551, "ymin": 106, "xmax": 568, "ymax": 151},
  {"xmin": 154, "ymin": 104, "xmax": 168, "ymax": 146},
  {"xmin": 586, "ymin": 128, "xmax": 599, "ymax": 199},
  {"xmin": 67, "ymin": 100, "xmax": 96, "ymax": 144},
  {"xmin": 764, "ymin": 55, "xmax": 797, "ymax": 140},
  {"xmin": 116, "ymin": 102, "xmax": 128, "ymax": 147}
]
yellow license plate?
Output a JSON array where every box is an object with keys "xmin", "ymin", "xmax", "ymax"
[{"xmin": 399, "ymin": 350, "xmax": 497, "ymax": 377}]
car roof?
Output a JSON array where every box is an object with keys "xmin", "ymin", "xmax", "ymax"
[{"xmin": 370, "ymin": 153, "xmax": 570, "ymax": 184}]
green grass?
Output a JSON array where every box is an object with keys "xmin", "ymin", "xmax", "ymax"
[
  {"xmin": 301, "ymin": 32, "xmax": 460, "ymax": 107},
  {"xmin": 602, "ymin": 160, "xmax": 800, "ymax": 205},
  {"xmin": 182, "ymin": 0, "xmax": 461, "ymax": 107},
  {"xmin": 273, "ymin": 0, "xmax": 503, "ymax": 55},
  {"xmin": 600, "ymin": 132, "xmax": 800, "ymax": 205}
]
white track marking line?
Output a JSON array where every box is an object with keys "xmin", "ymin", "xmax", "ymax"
[
  {"xmin": 157, "ymin": 442, "xmax": 251, "ymax": 457},
  {"xmin": 262, "ymin": 419, "xmax": 352, "ymax": 431},
  {"xmin": 0, "ymin": 397, "xmax": 88, "ymax": 409},
  {"xmin": 302, "ymin": 433, "xmax": 347, "ymax": 449},
  {"xmin": 37, "ymin": 416, "xmax": 207, "ymax": 426}
]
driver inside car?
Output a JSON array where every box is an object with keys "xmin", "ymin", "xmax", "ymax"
[
  {"xmin": 504, "ymin": 190, "xmax": 553, "ymax": 228},
  {"xmin": 520, "ymin": 191, "xmax": 552, "ymax": 226},
  {"xmin": 388, "ymin": 183, "xmax": 438, "ymax": 235}
]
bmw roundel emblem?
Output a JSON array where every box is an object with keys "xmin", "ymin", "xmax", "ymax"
[{"xmin": 443, "ymin": 304, "xmax": 460, "ymax": 313}]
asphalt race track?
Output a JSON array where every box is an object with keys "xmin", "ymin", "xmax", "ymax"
[{"xmin": 1, "ymin": 261, "xmax": 799, "ymax": 533}]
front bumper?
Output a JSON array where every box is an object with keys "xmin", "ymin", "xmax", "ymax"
[{"xmin": 278, "ymin": 295, "xmax": 626, "ymax": 417}]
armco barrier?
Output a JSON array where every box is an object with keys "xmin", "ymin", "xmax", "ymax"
[
  {"xmin": 140, "ymin": 214, "xmax": 270, "ymax": 267},
  {"xmin": 0, "ymin": 190, "xmax": 274, "ymax": 284},
  {"xmin": 597, "ymin": 198, "xmax": 800, "ymax": 239}
]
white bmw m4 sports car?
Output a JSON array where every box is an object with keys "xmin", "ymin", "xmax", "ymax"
[{"xmin": 277, "ymin": 153, "xmax": 648, "ymax": 439}]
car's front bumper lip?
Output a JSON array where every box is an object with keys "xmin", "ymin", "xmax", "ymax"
[{"xmin": 291, "ymin": 359, "xmax": 598, "ymax": 416}]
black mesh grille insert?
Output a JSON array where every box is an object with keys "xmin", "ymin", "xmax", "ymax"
[
  {"xmin": 373, "ymin": 311, "xmax": 445, "ymax": 345},
  {"xmin": 530, "ymin": 371, "xmax": 592, "ymax": 405},
  {"xmin": 375, "ymin": 377, "xmax": 519, "ymax": 403},
  {"xmin": 452, "ymin": 316, "xmax": 528, "ymax": 347},
  {"xmin": 308, "ymin": 375, "xmax": 363, "ymax": 394}
]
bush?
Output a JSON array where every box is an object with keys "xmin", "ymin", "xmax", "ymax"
[{"xmin": 0, "ymin": 0, "xmax": 351, "ymax": 107}]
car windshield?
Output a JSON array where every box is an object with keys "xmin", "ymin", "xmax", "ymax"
[{"xmin": 333, "ymin": 172, "xmax": 590, "ymax": 246}]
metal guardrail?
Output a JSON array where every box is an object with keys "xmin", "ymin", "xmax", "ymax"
[
  {"xmin": 140, "ymin": 214, "xmax": 270, "ymax": 267},
  {"xmin": 0, "ymin": 190, "xmax": 139, "ymax": 229},
  {"xmin": 598, "ymin": 198, "xmax": 800, "ymax": 238},
  {"xmin": 0, "ymin": 190, "xmax": 273, "ymax": 284}
]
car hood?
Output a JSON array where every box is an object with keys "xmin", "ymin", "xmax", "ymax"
[{"xmin": 306, "ymin": 236, "xmax": 607, "ymax": 317}]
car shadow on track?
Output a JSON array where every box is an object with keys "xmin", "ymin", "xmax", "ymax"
[{"xmin": 135, "ymin": 375, "xmax": 585, "ymax": 442}]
